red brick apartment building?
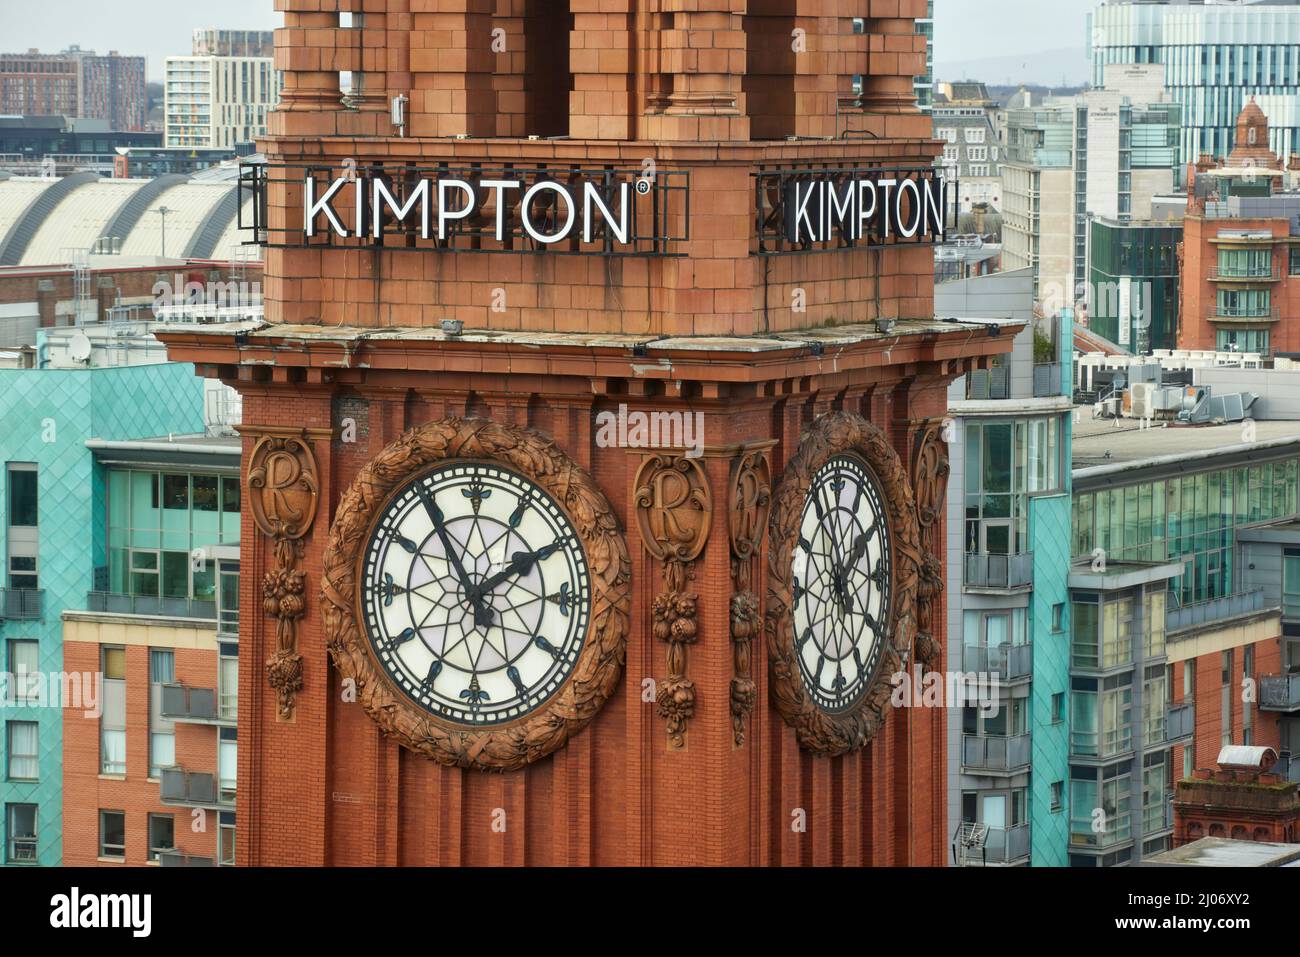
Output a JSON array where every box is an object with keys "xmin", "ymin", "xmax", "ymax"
[
  {"xmin": 0, "ymin": 48, "xmax": 147, "ymax": 132},
  {"xmin": 159, "ymin": 0, "xmax": 1022, "ymax": 867},
  {"xmin": 63, "ymin": 632, "xmax": 235, "ymax": 866},
  {"xmin": 1179, "ymin": 102, "xmax": 1300, "ymax": 357}
]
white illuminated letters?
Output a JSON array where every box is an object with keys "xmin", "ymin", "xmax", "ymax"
[
  {"xmin": 303, "ymin": 171, "xmax": 636, "ymax": 248},
  {"xmin": 781, "ymin": 172, "xmax": 946, "ymax": 245}
]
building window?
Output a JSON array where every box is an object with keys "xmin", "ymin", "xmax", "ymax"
[
  {"xmin": 6, "ymin": 639, "xmax": 38, "ymax": 703},
  {"xmin": 218, "ymin": 562, "xmax": 240, "ymax": 639},
  {"xmin": 5, "ymin": 803, "xmax": 37, "ymax": 863},
  {"xmin": 218, "ymin": 810, "xmax": 236, "ymax": 866},
  {"xmin": 147, "ymin": 813, "xmax": 174, "ymax": 862},
  {"xmin": 101, "ymin": 647, "xmax": 126, "ymax": 775},
  {"xmin": 219, "ymin": 726, "xmax": 237, "ymax": 801},
  {"xmin": 1051, "ymin": 603, "xmax": 1065, "ymax": 633},
  {"xmin": 1052, "ymin": 692, "xmax": 1065, "ymax": 723},
  {"xmin": 1051, "ymin": 781, "xmax": 1063, "ymax": 812},
  {"xmin": 1217, "ymin": 247, "xmax": 1272, "ymax": 278},
  {"xmin": 6, "ymin": 463, "xmax": 38, "ymax": 591},
  {"xmin": 1217, "ymin": 328, "xmax": 1270, "ymax": 356},
  {"xmin": 99, "ymin": 810, "xmax": 126, "ymax": 859},
  {"xmin": 1243, "ymin": 645, "xmax": 1254, "ymax": 746},
  {"xmin": 1284, "ymin": 552, "xmax": 1300, "ymax": 618},
  {"xmin": 1216, "ymin": 287, "xmax": 1271, "ymax": 319},
  {"xmin": 149, "ymin": 650, "xmax": 175, "ymax": 778},
  {"xmin": 6, "ymin": 464, "xmax": 37, "ymax": 528},
  {"xmin": 1289, "ymin": 246, "xmax": 1299, "ymax": 276},
  {"xmin": 105, "ymin": 469, "xmax": 239, "ymax": 609},
  {"xmin": 5, "ymin": 721, "xmax": 38, "ymax": 781},
  {"xmin": 219, "ymin": 642, "xmax": 238, "ymax": 721},
  {"xmin": 1221, "ymin": 650, "xmax": 1234, "ymax": 748},
  {"xmin": 1142, "ymin": 666, "xmax": 1168, "ymax": 745},
  {"xmin": 1071, "ymin": 596, "xmax": 1099, "ymax": 670}
]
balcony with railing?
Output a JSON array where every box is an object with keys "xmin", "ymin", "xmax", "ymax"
[
  {"xmin": 962, "ymin": 733, "xmax": 1032, "ymax": 774},
  {"xmin": 965, "ymin": 366, "xmax": 1010, "ymax": 401},
  {"xmin": 1208, "ymin": 265, "xmax": 1283, "ymax": 283},
  {"xmin": 0, "ymin": 588, "xmax": 44, "ymax": 620},
  {"xmin": 964, "ymin": 552, "xmax": 1034, "ymax": 591},
  {"xmin": 962, "ymin": 643, "xmax": 1033, "ymax": 682},
  {"xmin": 1207, "ymin": 305, "xmax": 1281, "ymax": 324},
  {"xmin": 1166, "ymin": 700, "xmax": 1195, "ymax": 742},
  {"xmin": 86, "ymin": 592, "xmax": 217, "ymax": 621},
  {"xmin": 1032, "ymin": 362, "xmax": 1063, "ymax": 397},
  {"xmin": 161, "ymin": 683, "xmax": 235, "ymax": 726},
  {"xmin": 159, "ymin": 768, "xmax": 232, "ymax": 810},
  {"xmin": 1260, "ymin": 674, "xmax": 1300, "ymax": 712},
  {"xmin": 954, "ymin": 822, "xmax": 1031, "ymax": 866},
  {"xmin": 158, "ymin": 850, "xmax": 215, "ymax": 867},
  {"xmin": 1167, "ymin": 589, "xmax": 1266, "ymax": 633}
]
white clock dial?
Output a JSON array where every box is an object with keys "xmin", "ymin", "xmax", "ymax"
[
  {"xmin": 359, "ymin": 462, "xmax": 591, "ymax": 726},
  {"xmin": 790, "ymin": 452, "xmax": 892, "ymax": 713}
]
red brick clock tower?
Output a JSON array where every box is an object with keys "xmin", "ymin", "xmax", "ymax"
[{"xmin": 160, "ymin": 0, "xmax": 1020, "ymax": 867}]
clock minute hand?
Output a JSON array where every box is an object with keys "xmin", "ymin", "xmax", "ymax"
[
  {"xmin": 417, "ymin": 484, "xmax": 472, "ymax": 585},
  {"xmin": 418, "ymin": 484, "xmax": 489, "ymax": 620}
]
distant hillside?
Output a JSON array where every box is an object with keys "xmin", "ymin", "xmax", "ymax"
[{"xmin": 936, "ymin": 47, "xmax": 1090, "ymax": 89}]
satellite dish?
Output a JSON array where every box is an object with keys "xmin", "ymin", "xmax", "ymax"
[{"xmin": 68, "ymin": 331, "xmax": 92, "ymax": 365}]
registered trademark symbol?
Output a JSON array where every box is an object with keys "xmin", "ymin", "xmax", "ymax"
[{"xmin": 635, "ymin": 179, "xmax": 651, "ymax": 195}]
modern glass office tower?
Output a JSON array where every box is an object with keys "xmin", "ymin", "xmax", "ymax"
[
  {"xmin": 1002, "ymin": 70, "xmax": 1180, "ymax": 308},
  {"xmin": 916, "ymin": 0, "xmax": 935, "ymax": 113},
  {"xmin": 1089, "ymin": 1, "xmax": 1300, "ymax": 166}
]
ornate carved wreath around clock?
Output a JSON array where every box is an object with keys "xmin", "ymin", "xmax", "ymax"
[
  {"xmin": 322, "ymin": 418, "xmax": 632, "ymax": 771},
  {"xmin": 766, "ymin": 412, "xmax": 922, "ymax": 757}
]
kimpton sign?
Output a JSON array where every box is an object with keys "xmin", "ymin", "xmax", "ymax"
[
  {"xmin": 304, "ymin": 171, "xmax": 644, "ymax": 245},
  {"xmin": 757, "ymin": 167, "xmax": 948, "ymax": 253}
]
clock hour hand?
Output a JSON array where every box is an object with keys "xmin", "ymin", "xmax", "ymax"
[
  {"xmin": 473, "ymin": 541, "xmax": 562, "ymax": 599},
  {"xmin": 831, "ymin": 527, "xmax": 873, "ymax": 617}
]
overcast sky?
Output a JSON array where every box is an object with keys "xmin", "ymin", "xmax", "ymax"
[
  {"xmin": 1, "ymin": 0, "xmax": 1099, "ymax": 81},
  {"xmin": 935, "ymin": 0, "xmax": 1095, "ymax": 67}
]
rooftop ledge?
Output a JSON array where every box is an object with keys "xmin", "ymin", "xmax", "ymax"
[
  {"xmin": 155, "ymin": 317, "xmax": 1024, "ymax": 385},
  {"xmin": 156, "ymin": 317, "xmax": 1021, "ymax": 354}
]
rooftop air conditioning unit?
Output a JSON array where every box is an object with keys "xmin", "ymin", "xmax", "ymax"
[{"xmin": 1128, "ymin": 382, "xmax": 1156, "ymax": 420}]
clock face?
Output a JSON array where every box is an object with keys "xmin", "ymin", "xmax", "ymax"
[
  {"xmin": 791, "ymin": 452, "xmax": 892, "ymax": 713},
  {"xmin": 359, "ymin": 461, "xmax": 591, "ymax": 727}
]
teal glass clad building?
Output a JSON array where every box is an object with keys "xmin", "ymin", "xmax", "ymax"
[
  {"xmin": 1090, "ymin": 2, "xmax": 1300, "ymax": 166},
  {"xmin": 0, "ymin": 363, "xmax": 205, "ymax": 866}
]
